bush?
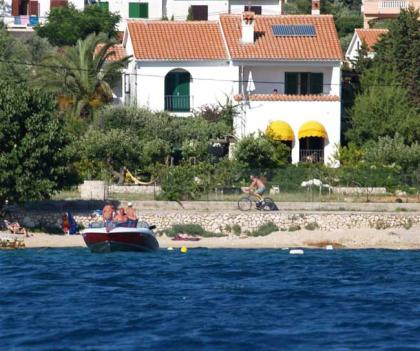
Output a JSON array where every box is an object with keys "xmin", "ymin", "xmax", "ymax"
[
  {"xmin": 304, "ymin": 222, "xmax": 319, "ymax": 231},
  {"xmin": 234, "ymin": 134, "xmax": 289, "ymax": 171},
  {"xmin": 232, "ymin": 224, "xmax": 242, "ymax": 235},
  {"xmin": 248, "ymin": 222, "xmax": 279, "ymax": 237}
]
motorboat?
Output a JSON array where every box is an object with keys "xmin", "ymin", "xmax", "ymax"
[{"xmin": 81, "ymin": 221, "xmax": 159, "ymax": 253}]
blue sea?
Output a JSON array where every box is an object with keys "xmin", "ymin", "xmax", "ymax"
[{"xmin": 1, "ymin": 248, "xmax": 420, "ymax": 350}]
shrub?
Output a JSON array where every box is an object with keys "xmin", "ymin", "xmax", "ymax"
[
  {"xmin": 248, "ymin": 222, "xmax": 279, "ymax": 237},
  {"xmin": 232, "ymin": 224, "xmax": 242, "ymax": 235},
  {"xmin": 304, "ymin": 222, "xmax": 319, "ymax": 231},
  {"xmin": 288, "ymin": 224, "xmax": 301, "ymax": 232}
]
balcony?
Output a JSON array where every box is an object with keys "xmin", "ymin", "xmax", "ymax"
[
  {"xmin": 164, "ymin": 95, "xmax": 192, "ymax": 112},
  {"xmin": 12, "ymin": 15, "xmax": 39, "ymax": 27},
  {"xmin": 300, "ymin": 149, "xmax": 324, "ymax": 163},
  {"xmin": 363, "ymin": 0, "xmax": 419, "ymax": 14}
]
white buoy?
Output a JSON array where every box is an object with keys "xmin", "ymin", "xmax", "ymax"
[
  {"xmin": 326, "ymin": 245, "xmax": 334, "ymax": 250},
  {"xmin": 167, "ymin": 247, "xmax": 174, "ymax": 251},
  {"xmin": 289, "ymin": 249, "xmax": 304, "ymax": 255}
]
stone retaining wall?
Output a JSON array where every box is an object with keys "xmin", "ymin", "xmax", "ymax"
[{"xmin": 11, "ymin": 210, "xmax": 420, "ymax": 234}]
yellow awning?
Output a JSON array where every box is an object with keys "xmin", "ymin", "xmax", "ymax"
[
  {"xmin": 298, "ymin": 121, "xmax": 327, "ymax": 139},
  {"xmin": 265, "ymin": 121, "xmax": 294, "ymax": 142}
]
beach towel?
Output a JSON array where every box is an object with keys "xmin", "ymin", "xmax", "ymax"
[{"xmin": 67, "ymin": 212, "xmax": 78, "ymax": 234}]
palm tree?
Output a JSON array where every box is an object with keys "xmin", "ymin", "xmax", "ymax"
[{"xmin": 33, "ymin": 32, "xmax": 131, "ymax": 119}]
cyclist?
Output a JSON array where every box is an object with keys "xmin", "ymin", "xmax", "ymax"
[{"xmin": 249, "ymin": 175, "xmax": 266, "ymax": 207}]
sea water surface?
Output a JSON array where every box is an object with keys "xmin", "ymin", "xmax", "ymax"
[{"xmin": 1, "ymin": 248, "xmax": 420, "ymax": 350}]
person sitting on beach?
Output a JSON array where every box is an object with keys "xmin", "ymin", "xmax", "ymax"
[
  {"xmin": 113, "ymin": 208, "xmax": 128, "ymax": 224},
  {"xmin": 4, "ymin": 220, "xmax": 30, "ymax": 237},
  {"xmin": 125, "ymin": 202, "xmax": 138, "ymax": 227},
  {"xmin": 102, "ymin": 202, "xmax": 115, "ymax": 222}
]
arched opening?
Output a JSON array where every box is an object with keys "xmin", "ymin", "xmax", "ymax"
[
  {"xmin": 298, "ymin": 121, "xmax": 327, "ymax": 163},
  {"xmin": 164, "ymin": 69, "xmax": 191, "ymax": 112},
  {"xmin": 265, "ymin": 120, "xmax": 294, "ymax": 163}
]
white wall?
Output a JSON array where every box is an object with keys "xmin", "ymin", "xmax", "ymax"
[
  {"xmin": 242, "ymin": 63, "xmax": 341, "ymax": 96},
  {"xmin": 130, "ymin": 61, "xmax": 238, "ymax": 112},
  {"xmin": 240, "ymin": 100, "xmax": 341, "ymax": 165},
  {"xmin": 166, "ymin": 0, "xmax": 228, "ymax": 20},
  {"xmin": 229, "ymin": 0, "xmax": 282, "ymax": 15}
]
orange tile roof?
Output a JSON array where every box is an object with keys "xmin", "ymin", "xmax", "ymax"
[
  {"xmin": 355, "ymin": 29, "xmax": 388, "ymax": 52},
  {"xmin": 220, "ymin": 15, "xmax": 342, "ymax": 61},
  {"xmin": 234, "ymin": 94, "xmax": 340, "ymax": 101},
  {"xmin": 127, "ymin": 21, "xmax": 228, "ymax": 60},
  {"xmin": 96, "ymin": 43, "xmax": 127, "ymax": 61}
]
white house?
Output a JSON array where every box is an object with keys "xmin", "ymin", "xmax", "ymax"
[
  {"xmin": 346, "ymin": 28, "xmax": 388, "ymax": 64},
  {"xmin": 121, "ymin": 7, "xmax": 343, "ymax": 165},
  {"xmin": 1, "ymin": 0, "xmax": 284, "ymax": 31}
]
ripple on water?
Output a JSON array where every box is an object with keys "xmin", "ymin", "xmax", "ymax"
[{"xmin": 1, "ymin": 248, "xmax": 420, "ymax": 350}]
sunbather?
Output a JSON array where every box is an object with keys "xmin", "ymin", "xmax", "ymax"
[{"xmin": 4, "ymin": 220, "xmax": 30, "ymax": 237}]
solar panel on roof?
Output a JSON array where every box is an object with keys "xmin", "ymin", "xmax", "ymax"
[{"xmin": 272, "ymin": 24, "xmax": 316, "ymax": 37}]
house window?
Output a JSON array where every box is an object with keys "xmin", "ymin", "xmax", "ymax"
[
  {"xmin": 191, "ymin": 5, "xmax": 208, "ymax": 20},
  {"xmin": 50, "ymin": 0, "xmax": 68, "ymax": 8},
  {"xmin": 98, "ymin": 1, "xmax": 109, "ymax": 11},
  {"xmin": 244, "ymin": 5, "xmax": 262, "ymax": 14},
  {"xmin": 129, "ymin": 2, "xmax": 148, "ymax": 18},
  {"xmin": 285, "ymin": 72, "xmax": 323, "ymax": 95}
]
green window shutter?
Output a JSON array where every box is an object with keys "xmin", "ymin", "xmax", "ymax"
[
  {"xmin": 285, "ymin": 73, "xmax": 298, "ymax": 95},
  {"xmin": 139, "ymin": 3, "xmax": 148, "ymax": 18},
  {"xmin": 309, "ymin": 73, "xmax": 323, "ymax": 94},
  {"xmin": 129, "ymin": 3, "xmax": 139, "ymax": 18},
  {"xmin": 99, "ymin": 1, "xmax": 109, "ymax": 11}
]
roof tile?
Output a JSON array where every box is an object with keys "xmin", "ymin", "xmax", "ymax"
[
  {"xmin": 128, "ymin": 21, "xmax": 228, "ymax": 60},
  {"xmin": 355, "ymin": 28, "xmax": 388, "ymax": 52},
  {"xmin": 221, "ymin": 15, "xmax": 342, "ymax": 61}
]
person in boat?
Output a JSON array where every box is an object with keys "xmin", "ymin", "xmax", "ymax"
[
  {"xmin": 113, "ymin": 208, "xmax": 128, "ymax": 224},
  {"xmin": 102, "ymin": 202, "xmax": 115, "ymax": 223},
  {"xmin": 125, "ymin": 202, "xmax": 138, "ymax": 227}
]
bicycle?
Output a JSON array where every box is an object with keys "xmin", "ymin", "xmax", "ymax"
[{"xmin": 237, "ymin": 189, "xmax": 276, "ymax": 211}]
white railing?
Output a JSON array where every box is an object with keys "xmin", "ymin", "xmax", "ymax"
[{"xmin": 380, "ymin": 1, "xmax": 409, "ymax": 8}]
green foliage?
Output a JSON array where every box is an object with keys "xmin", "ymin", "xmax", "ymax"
[
  {"xmin": 234, "ymin": 134, "xmax": 290, "ymax": 171},
  {"xmin": 304, "ymin": 222, "xmax": 319, "ymax": 230},
  {"xmin": 186, "ymin": 6, "xmax": 193, "ymax": 20},
  {"xmin": 347, "ymin": 68, "xmax": 419, "ymax": 145},
  {"xmin": 33, "ymin": 33, "xmax": 130, "ymax": 120},
  {"xmin": 35, "ymin": 5, "xmax": 120, "ymax": 47},
  {"xmin": 373, "ymin": 8, "xmax": 420, "ymax": 106},
  {"xmin": 248, "ymin": 222, "xmax": 279, "ymax": 237},
  {"xmin": 363, "ymin": 135, "xmax": 420, "ymax": 172},
  {"xmin": 0, "ymin": 28, "xmax": 31, "ymax": 83},
  {"xmin": 0, "ymin": 82, "xmax": 77, "ymax": 207},
  {"xmin": 232, "ymin": 224, "xmax": 242, "ymax": 235}
]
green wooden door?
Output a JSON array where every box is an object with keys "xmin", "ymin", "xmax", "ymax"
[{"xmin": 165, "ymin": 71, "xmax": 190, "ymax": 112}]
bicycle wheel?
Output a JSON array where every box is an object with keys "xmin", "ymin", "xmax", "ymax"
[
  {"xmin": 238, "ymin": 196, "xmax": 253, "ymax": 211},
  {"xmin": 261, "ymin": 197, "xmax": 275, "ymax": 211}
]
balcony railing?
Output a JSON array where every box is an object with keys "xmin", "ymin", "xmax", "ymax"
[
  {"xmin": 300, "ymin": 149, "xmax": 324, "ymax": 163},
  {"xmin": 380, "ymin": 0, "xmax": 409, "ymax": 8},
  {"xmin": 164, "ymin": 95, "xmax": 192, "ymax": 112}
]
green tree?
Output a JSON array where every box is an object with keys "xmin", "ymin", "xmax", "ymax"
[
  {"xmin": 347, "ymin": 68, "xmax": 419, "ymax": 145},
  {"xmin": 0, "ymin": 82, "xmax": 76, "ymax": 207},
  {"xmin": 373, "ymin": 7, "xmax": 420, "ymax": 106},
  {"xmin": 234, "ymin": 134, "xmax": 290, "ymax": 171},
  {"xmin": 33, "ymin": 33, "xmax": 130, "ymax": 121},
  {"xmin": 35, "ymin": 5, "xmax": 120, "ymax": 47}
]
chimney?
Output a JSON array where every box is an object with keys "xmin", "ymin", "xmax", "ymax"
[
  {"xmin": 241, "ymin": 11, "xmax": 255, "ymax": 44},
  {"xmin": 312, "ymin": 0, "xmax": 320, "ymax": 15},
  {"xmin": 279, "ymin": 0, "xmax": 285, "ymax": 15}
]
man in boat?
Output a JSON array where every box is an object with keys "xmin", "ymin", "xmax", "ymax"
[
  {"xmin": 102, "ymin": 202, "xmax": 115, "ymax": 223},
  {"xmin": 125, "ymin": 202, "xmax": 138, "ymax": 227},
  {"xmin": 113, "ymin": 208, "xmax": 128, "ymax": 224}
]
